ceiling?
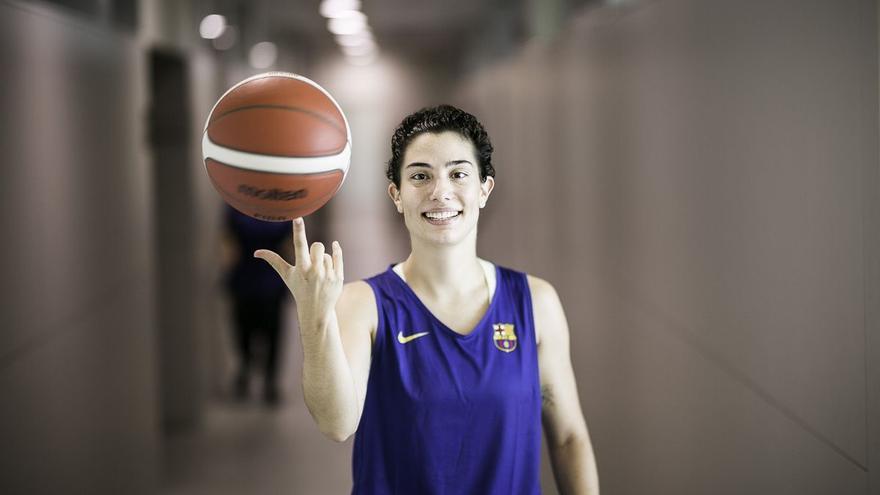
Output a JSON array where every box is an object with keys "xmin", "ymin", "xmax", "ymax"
[
  {"xmin": 224, "ymin": 0, "xmax": 526, "ymax": 66},
  {"xmin": 207, "ymin": 0, "xmax": 605, "ymax": 70}
]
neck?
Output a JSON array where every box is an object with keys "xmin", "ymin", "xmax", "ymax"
[{"xmin": 402, "ymin": 230, "xmax": 484, "ymax": 299}]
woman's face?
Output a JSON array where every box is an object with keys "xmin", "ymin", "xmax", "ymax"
[{"xmin": 388, "ymin": 131, "xmax": 494, "ymax": 246}]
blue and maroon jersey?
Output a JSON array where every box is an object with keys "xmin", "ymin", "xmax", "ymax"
[{"xmin": 352, "ymin": 264, "xmax": 542, "ymax": 494}]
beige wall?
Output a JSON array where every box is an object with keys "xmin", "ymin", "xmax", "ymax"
[
  {"xmin": 0, "ymin": 0, "xmax": 230, "ymax": 491},
  {"xmin": 456, "ymin": 0, "xmax": 877, "ymax": 493},
  {"xmin": 0, "ymin": 2, "xmax": 159, "ymax": 493}
]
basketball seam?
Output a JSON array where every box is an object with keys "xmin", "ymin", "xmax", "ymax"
[
  {"xmin": 202, "ymin": 72, "xmax": 351, "ymax": 145},
  {"xmin": 208, "ymin": 104, "xmax": 346, "ymax": 135},
  {"xmin": 202, "ymin": 134, "xmax": 351, "ymax": 175},
  {"xmin": 208, "ymin": 140, "xmax": 347, "ymax": 158},
  {"xmin": 206, "ymin": 159, "xmax": 346, "ymax": 177}
]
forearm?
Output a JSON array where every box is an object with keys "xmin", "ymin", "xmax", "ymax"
[
  {"xmin": 548, "ymin": 435, "xmax": 600, "ymax": 495},
  {"xmin": 299, "ymin": 310, "xmax": 359, "ymax": 441}
]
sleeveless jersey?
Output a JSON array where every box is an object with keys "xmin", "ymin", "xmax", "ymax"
[{"xmin": 352, "ymin": 264, "xmax": 542, "ymax": 494}]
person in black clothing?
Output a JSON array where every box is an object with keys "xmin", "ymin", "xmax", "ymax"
[{"xmin": 221, "ymin": 204, "xmax": 292, "ymax": 405}]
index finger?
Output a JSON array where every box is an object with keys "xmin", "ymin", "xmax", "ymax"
[{"xmin": 292, "ymin": 217, "xmax": 310, "ymax": 269}]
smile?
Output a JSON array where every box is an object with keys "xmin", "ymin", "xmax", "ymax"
[{"xmin": 422, "ymin": 210, "xmax": 462, "ymax": 224}]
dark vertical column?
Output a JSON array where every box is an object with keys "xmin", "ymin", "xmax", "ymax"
[{"xmin": 149, "ymin": 48, "xmax": 202, "ymax": 431}]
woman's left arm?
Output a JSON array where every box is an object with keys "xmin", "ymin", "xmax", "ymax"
[{"xmin": 528, "ymin": 275, "xmax": 600, "ymax": 495}]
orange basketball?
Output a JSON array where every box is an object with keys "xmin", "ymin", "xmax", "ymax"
[{"xmin": 202, "ymin": 72, "xmax": 351, "ymax": 221}]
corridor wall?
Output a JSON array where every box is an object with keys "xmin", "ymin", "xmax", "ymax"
[
  {"xmin": 456, "ymin": 0, "xmax": 878, "ymax": 493},
  {"xmin": 0, "ymin": 2, "xmax": 159, "ymax": 493}
]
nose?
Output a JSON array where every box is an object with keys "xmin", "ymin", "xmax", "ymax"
[{"xmin": 429, "ymin": 175, "xmax": 453, "ymax": 201}]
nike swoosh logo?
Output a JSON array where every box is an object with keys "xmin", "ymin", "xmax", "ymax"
[{"xmin": 397, "ymin": 331, "xmax": 430, "ymax": 344}]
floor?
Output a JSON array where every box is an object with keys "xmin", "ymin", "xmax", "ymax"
[
  {"xmin": 159, "ymin": 303, "xmax": 354, "ymax": 495},
  {"xmin": 159, "ymin": 394, "xmax": 354, "ymax": 495}
]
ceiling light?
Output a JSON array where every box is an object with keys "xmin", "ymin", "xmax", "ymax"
[
  {"xmin": 249, "ymin": 42, "xmax": 277, "ymax": 69},
  {"xmin": 320, "ymin": 0, "xmax": 362, "ymax": 18},
  {"xmin": 327, "ymin": 11, "xmax": 367, "ymax": 35},
  {"xmin": 199, "ymin": 14, "xmax": 226, "ymax": 40}
]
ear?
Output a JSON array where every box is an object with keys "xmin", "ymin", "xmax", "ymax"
[
  {"xmin": 479, "ymin": 176, "xmax": 495, "ymax": 208},
  {"xmin": 388, "ymin": 182, "xmax": 403, "ymax": 213}
]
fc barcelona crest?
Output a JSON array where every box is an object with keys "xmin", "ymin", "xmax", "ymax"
[{"xmin": 493, "ymin": 323, "xmax": 517, "ymax": 353}]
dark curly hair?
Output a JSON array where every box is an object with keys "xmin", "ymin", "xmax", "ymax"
[{"xmin": 386, "ymin": 104, "xmax": 495, "ymax": 188}]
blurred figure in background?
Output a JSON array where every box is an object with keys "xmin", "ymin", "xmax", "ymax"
[{"xmin": 220, "ymin": 204, "xmax": 293, "ymax": 406}]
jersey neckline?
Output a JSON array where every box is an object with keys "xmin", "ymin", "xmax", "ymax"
[{"xmin": 386, "ymin": 263, "xmax": 501, "ymax": 340}]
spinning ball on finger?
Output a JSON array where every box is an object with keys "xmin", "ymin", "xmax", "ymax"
[{"xmin": 202, "ymin": 72, "xmax": 351, "ymax": 222}]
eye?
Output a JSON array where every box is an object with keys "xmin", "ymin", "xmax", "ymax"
[
  {"xmin": 410, "ymin": 173, "xmax": 428, "ymax": 181},
  {"xmin": 452, "ymin": 171, "xmax": 469, "ymax": 180}
]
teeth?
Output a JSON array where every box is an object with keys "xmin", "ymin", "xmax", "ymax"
[{"xmin": 424, "ymin": 211, "xmax": 460, "ymax": 220}]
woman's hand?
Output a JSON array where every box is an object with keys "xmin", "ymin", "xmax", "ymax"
[{"xmin": 253, "ymin": 217, "xmax": 344, "ymax": 326}]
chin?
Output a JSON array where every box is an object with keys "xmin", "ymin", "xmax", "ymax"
[{"xmin": 422, "ymin": 222, "xmax": 477, "ymax": 246}]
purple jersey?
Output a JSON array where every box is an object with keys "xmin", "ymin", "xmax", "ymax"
[{"xmin": 352, "ymin": 264, "xmax": 542, "ymax": 494}]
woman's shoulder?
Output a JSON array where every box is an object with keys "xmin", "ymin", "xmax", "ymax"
[
  {"xmin": 338, "ymin": 281, "xmax": 379, "ymax": 334},
  {"xmin": 342, "ymin": 279, "xmax": 374, "ymax": 295},
  {"xmin": 340, "ymin": 280, "xmax": 376, "ymax": 309},
  {"xmin": 339, "ymin": 264, "xmax": 395, "ymax": 311},
  {"xmin": 525, "ymin": 273, "xmax": 554, "ymax": 294},
  {"xmin": 486, "ymin": 261, "xmax": 551, "ymax": 290}
]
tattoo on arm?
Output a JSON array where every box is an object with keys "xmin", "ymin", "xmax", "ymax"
[{"xmin": 541, "ymin": 385, "xmax": 554, "ymax": 408}]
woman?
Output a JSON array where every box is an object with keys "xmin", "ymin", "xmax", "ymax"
[{"xmin": 255, "ymin": 105, "xmax": 599, "ymax": 494}]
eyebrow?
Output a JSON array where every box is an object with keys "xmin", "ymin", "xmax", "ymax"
[{"xmin": 405, "ymin": 160, "xmax": 473, "ymax": 170}]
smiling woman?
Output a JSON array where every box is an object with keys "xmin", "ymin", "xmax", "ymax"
[{"xmin": 254, "ymin": 104, "xmax": 599, "ymax": 494}]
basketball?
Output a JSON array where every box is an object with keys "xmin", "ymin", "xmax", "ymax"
[{"xmin": 202, "ymin": 72, "xmax": 351, "ymax": 221}]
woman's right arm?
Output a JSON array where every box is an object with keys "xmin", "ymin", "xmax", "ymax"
[
  {"xmin": 254, "ymin": 217, "xmax": 374, "ymax": 442},
  {"xmin": 300, "ymin": 281, "xmax": 374, "ymax": 441}
]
